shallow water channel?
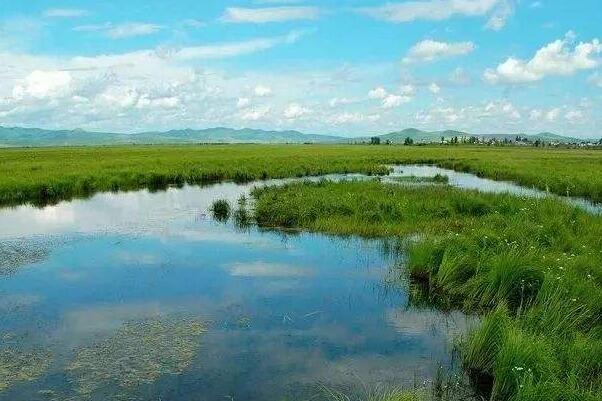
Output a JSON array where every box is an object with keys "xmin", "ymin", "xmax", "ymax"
[{"xmin": 0, "ymin": 165, "xmax": 598, "ymax": 400}]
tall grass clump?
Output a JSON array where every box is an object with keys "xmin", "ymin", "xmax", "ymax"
[
  {"xmin": 211, "ymin": 199, "xmax": 231, "ymax": 222},
  {"xmin": 251, "ymin": 180, "xmax": 602, "ymax": 400}
]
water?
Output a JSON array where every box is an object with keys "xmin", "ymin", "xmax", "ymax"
[
  {"xmin": 0, "ymin": 180, "xmax": 472, "ymax": 401},
  {"xmin": 1, "ymin": 165, "xmax": 596, "ymax": 400},
  {"xmin": 385, "ymin": 165, "xmax": 602, "ymax": 214}
]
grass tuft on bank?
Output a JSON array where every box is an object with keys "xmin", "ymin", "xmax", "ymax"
[{"xmin": 251, "ymin": 180, "xmax": 602, "ymax": 401}]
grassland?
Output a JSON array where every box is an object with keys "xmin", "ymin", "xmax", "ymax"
[
  {"xmin": 250, "ymin": 180, "xmax": 602, "ymax": 401},
  {"xmin": 0, "ymin": 144, "xmax": 601, "ymax": 207}
]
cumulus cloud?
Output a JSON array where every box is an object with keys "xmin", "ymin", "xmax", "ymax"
[
  {"xmin": 283, "ymin": 103, "xmax": 310, "ymax": 119},
  {"xmin": 403, "ymin": 40, "xmax": 475, "ymax": 64},
  {"xmin": 368, "ymin": 86, "xmax": 412, "ymax": 109},
  {"xmin": 368, "ymin": 87, "xmax": 387, "ymax": 99},
  {"xmin": 241, "ymin": 106, "xmax": 271, "ymax": 121},
  {"xmin": 484, "ymin": 33, "xmax": 602, "ymax": 84},
  {"xmin": 358, "ymin": 0, "xmax": 504, "ymax": 22},
  {"xmin": 429, "ymin": 83, "xmax": 441, "ymax": 94},
  {"xmin": 12, "ymin": 70, "xmax": 73, "ymax": 99},
  {"xmin": 254, "ymin": 85, "xmax": 273, "ymax": 97},
  {"xmin": 221, "ymin": 6, "xmax": 320, "ymax": 23}
]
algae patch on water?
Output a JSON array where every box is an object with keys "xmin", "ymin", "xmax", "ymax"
[
  {"xmin": 0, "ymin": 348, "xmax": 53, "ymax": 391},
  {"xmin": 67, "ymin": 318, "xmax": 207, "ymax": 398}
]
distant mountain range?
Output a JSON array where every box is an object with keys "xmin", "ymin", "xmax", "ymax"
[{"xmin": 0, "ymin": 126, "xmax": 595, "ymax": 147}]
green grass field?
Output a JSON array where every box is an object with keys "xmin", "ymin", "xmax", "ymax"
[
  {"xmin": 250, "ymin": 180, "xmax": 602, "ymax": 401},
  {"xmin": 0, "ymin": 144, "xmax": 601, "ymax": 206}
]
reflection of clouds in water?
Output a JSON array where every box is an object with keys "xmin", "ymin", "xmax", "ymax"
[
  {"xmin": 113, "ymin": 250, "xmax": 164, "ymax": 266},
  {"xmin": 0, "ymin": 182, "xmax": 253, "ymax": 238},
  {"xmin": 227, "ymin": 261, "xmax": 313, "ymax": 278},
  {"xmin": 0, "ymin": 293, "xmax": 41, "ymax": 313},
  {"xmin": 174, "ymin": 228, "xmax": 284, "ymax": 249},
  {"xmin": 386, "ymin": 308, "xmax": 476, "ymax": 339}
]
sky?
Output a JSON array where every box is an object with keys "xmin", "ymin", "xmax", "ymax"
[{"xmin": 0, "ymin": 0, "xmax": 600, "ymax": 138}]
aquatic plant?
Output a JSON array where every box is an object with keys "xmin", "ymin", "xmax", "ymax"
[
  {"xmin": 67, "ymin": 318, "xmax": 206, "ymax": 399},
  {"xmin": 211, "ymin": 199, "xmax": 231, "ymax": 221},
  {"xmin": 0, "ymin": 348, "xmax": 52, "ymax": 391}
]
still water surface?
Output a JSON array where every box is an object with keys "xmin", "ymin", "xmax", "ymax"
[
  {"xmin": 0, "ymin": 176, "xmax": 471, "ymax": 401},
  {"xmin": 1, "ymin": 165, "xmax": 597, "ymax": 400}
]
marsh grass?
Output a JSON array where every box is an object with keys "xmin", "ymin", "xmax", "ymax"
[
  {"xmin": 211, "ymin": 199, "xmax": 231, "ymax": 221},
  {"xmin": 251, "ymin": 180, "xmax": 602, "ymax": 400},
  {"xmin": 2, "ymin": 145, "xmax": 602, "ymax": 207}
]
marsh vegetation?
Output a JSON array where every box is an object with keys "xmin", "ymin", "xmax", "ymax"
[
  {"xmin": 1, "ymin": 145, "xmax": 601, "ymax": 400},
  {"xmin": 1, "ymin": 145, "xmax": 601, "ymax": 206},
  {"xmin": 251, "ymin": 180, "xmax": 602, "ymax": 400}
]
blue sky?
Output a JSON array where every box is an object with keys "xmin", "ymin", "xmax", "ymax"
[{"xmin": 0, "ymin": 1, "xmax": 600, "ymax": 137}]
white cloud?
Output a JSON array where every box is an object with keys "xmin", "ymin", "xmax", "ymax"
[
  {"xmin": 43, "ymin": 8, "xmax": 88, "ymax": 18},
  {"xmin": 403, "ymin": 40, "xmax": 475, "ymax": 64},
  {"xmin": 241, "ymin": 106, "xmax": 271, "ymax": 121},
  {"xmin": 106, "ymin": 23, "xmax": 162, "ymax": 39},
  {"xmin": 283, "ymin": 103, "xmax": 310, "ymax": 119},
  {"xmin": 429, "ymin": 83, "xmax": 441, "ymax": 94},
  {"xmin": 546, "ymin": 108, "xmax": 561, "ymax": 121},
  {"xmin": 485, "ymin": 33, "xmax": 602, "ymax": 84},
  {"xmin": 485, "ymin": 0, "xmax": 514, "ymax": 30},
  {"xmin": 565, "ymin": 109, "xmax": 584, "ymax": 123},
  {"xmin": 368, "ymin": 87, "xmax": 387, "ymax": 99},
  {"xmin": 368, "ymin": 86, "xmax": 411, "ymax": 109},
  {"xmin": 382, "ymin": 94, "xmax": 406, "ymax": 109},
  {"xmin": 529, "ymin": 109, "xmax": 543, "ymax": 120},
  {"xmin": 328, "ymin": 97, "xmax": 356, "ymax": 107},
  {"xmin": 163, "ymin": 30, "xmax": 308, "ymax": 62},
  {"xmin": 329, "ymin": 112, "xmax": 365, "ymax": 124},
  {"xmin": 358, "ymin": 0, "xmax": 503, "ymax": 22},
  {"xmin": 254, "ymin": 85, "xmax": 273, "ymax": 97},
  {"xmin": 221, "ymin": 6, "xmax": 320, "ymax": 23},
  {"xmin": 12, "ymin": 70, "xmax": 72, "ymax": 99},
  {"xmin": 237, "ymin": 97, "xmax": 251, "ymax": 108}
]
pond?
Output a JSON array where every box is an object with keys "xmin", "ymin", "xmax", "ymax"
[
  {"xmin": 1, "ymin": 165, "xmax": 597, "ymax": 401},
  {"xmin": 0, "ymin": 178, "xmax": 474, "ymax": 401}
]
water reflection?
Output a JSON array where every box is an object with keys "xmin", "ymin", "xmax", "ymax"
[{"xmin": 0, "ymin": 178, "xmax": 474, "ymax": 400}]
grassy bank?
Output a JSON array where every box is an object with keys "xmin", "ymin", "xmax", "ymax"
[
  {"xmin": 0, "ymin": 145, "xmax": 601, "ymax": 207},
  {"xmin": 250, "ymin": 180, "xmax": 602, "ymax": 401}
]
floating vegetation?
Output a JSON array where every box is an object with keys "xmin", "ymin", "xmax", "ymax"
[
  {"xmin": 0, "ymin": 239, "xmax": 51, "ymax": 276},
  {"xmin": 67, "ymin": 318, "xmax": 206, "ymax": 399},
  {"xmin": 211, "ymin": 199, "xmax": 231, "ymax": 222},
  {"xmin": 389, "ymin": 174, "xmax": 450, "ymax": 185},
  {"xmin": 0, "ymin": 348, "xmax": 53, "ymax": 392}
]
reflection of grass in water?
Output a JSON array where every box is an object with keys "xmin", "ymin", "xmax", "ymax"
[
  {"xmin": 317, "ymin": 372, "xmax": 478, "ymax": 401},
  {"xmin": 0, "ymin": 348, "xmax": 52, "ymax": 391},
  {"xmin": 67, "ymin": 318, "xmax": 206, "ymax": 399}
]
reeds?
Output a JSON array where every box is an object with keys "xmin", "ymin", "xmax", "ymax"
[{"xmin": 251, "ymin": 180, "xmax": 602, "ymax": 400}]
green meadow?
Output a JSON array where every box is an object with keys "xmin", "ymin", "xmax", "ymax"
[
  {"xmin": 1, "ymin": 144, "xmax": 601, "ymax": 206},
  {"xmin": 250, "ymin": 180, "xmax": 602, "ymax": 401}
]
